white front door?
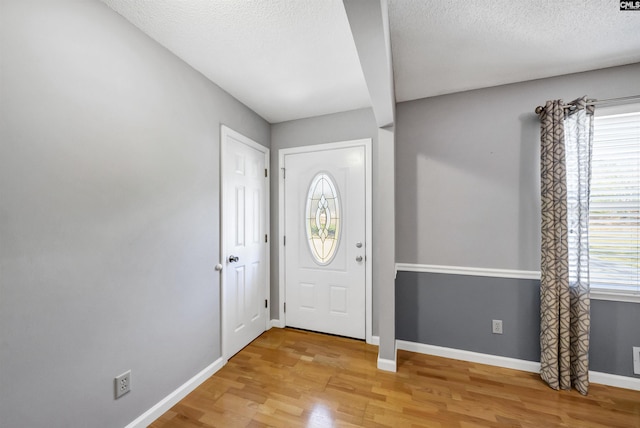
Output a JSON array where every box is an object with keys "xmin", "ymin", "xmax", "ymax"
[
  {"xmin": 221, "ymin": 126, "xmax": 269, "ymax": 359},
  {"xmin": 283, "ymin": 142, "xmax": 368, "ymax": 339}
]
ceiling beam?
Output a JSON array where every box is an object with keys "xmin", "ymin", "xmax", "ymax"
[{"xmin": 342, "ymin": 0, "xmax": 395, "ymax": 128}]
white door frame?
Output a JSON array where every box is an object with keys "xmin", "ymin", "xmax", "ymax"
[
  {"xmin": 278, "ymin": 138, "xmax": 373, "ymax": 344},
  {"xmin": 220, "ymin": 125, "xmax": 270, "ymax": 361}
]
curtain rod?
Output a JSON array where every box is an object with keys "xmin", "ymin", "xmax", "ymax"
[{"xmin": 534, "ymin": 94, "xmax": 640, "ymax": 115}]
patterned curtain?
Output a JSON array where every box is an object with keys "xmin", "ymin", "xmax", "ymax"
[{"xmin": 539, "ymin": 96, "xmax": 593, "ymax": 395}]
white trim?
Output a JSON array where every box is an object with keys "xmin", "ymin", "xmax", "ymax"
[
  {"xmin": 596, "ymin": 102, "xmax": 640, "ymax": 117},
  {"xmin": 220, "ymin": 125, "xmax": 270, "ymax": 360},
  {"xmin": 377, "ymin": 347, "xmax": 397, "ymax": 372},
  {"xmin": 278, "ymin": 147, "xmax": 286, "ymax": 333},
  {"xmin": 396, "ymin": 340, "xmax": 540, "ymax": 373},
  {"xmin": 377, "ymin": 341, "xmax": 397, "ymax": 372},
  {"xmin": 370, "ymin": 335, "xmax": 380, "ymax": 346},
  {"xmin": 125, "ymin": 357, "xmax": 225, "ymax": 428},
  {"xmin": 589, "ymin": 370, "xmax": 640, "ymax": 391},
  {"xmin": 396, "ymin": 340, "xmax": 640, "ymax": 391},
  {"xmin": 269, "ymin": 319, "xmax": 284, "ymax": 329},
  {"xmin": 396, "ymin": 263, "xmax": 639, "ymax": 303},
  {"xmin": 377, "ymin": 357, "xmax": 397, "ymax": 372},
  {"xmin": 395, "ymin": 263, "xmax": 541, "ymax": 280},
  {"xmin": 278, "ymin": 139, "xmax": 373, "ymax": 344},
  {"xmin": 590, "ymin": 290, "xmax": 640, "ymax": 304}
]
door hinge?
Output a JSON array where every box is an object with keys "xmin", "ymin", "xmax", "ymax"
[
  {"xmin": 265, "ymin": 299, "xmax": 268, "ymax": 309},
  {"xmin": 265, "ymin": 168, "xmax": 268, "ymax": 178},
  {"xmin": 284, "ymin": 302, "xmax": 286, "ymax": 313},
  {"xmin": 283, "ymin": 236, "xmax": 286, "ymax": 246},
  {"xmin": 281, "ymin": 167, "xmax": 286, "ymax": 179},
  {"xmin": 265, "ymin": 234, "xmax": 268, "ymax": 243}
]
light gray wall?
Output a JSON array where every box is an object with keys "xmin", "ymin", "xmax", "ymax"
[
  {"xmin": 395, "ymin": 63, "xmax": 640, "ymax": 378},
  {"xmin": 0, "ymin": 1, "xmax": 269, "ymax": 427},
  {"xmin": 270, "ymin": 109, "xmax": 379, "ymax": 332},
  {"xmin": 396, "ymin": 62, "xmax": 640, "ymax": 271},
  {"xmin": 375, "ymin": 127, "xmax": 396, "ymax": 360}
]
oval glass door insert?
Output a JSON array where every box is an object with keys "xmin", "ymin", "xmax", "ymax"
[{"xmin": 305, "ymin": 172, "xmax": 341, "ymax": 265}]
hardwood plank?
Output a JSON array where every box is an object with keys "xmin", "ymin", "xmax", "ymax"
[{"xmin": 149, "ymin": 328, "xmax": 640, "ymax": 428}]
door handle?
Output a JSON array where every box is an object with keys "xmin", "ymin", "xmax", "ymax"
[
  {"xmin": 228, "ymin": 255, "xmax": 239, "ymax": 263},
  {"xmin": 356, "ymin": 255, "xmax": 363, "ymax": 262},
  {"xmin": 215, "ymin": 264, "xmax": 223, "ymax": 271}
]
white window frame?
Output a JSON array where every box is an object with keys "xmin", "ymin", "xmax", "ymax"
[{"xmin": 589, "ymin": 103, "xmax": 640, "ymax": 304}]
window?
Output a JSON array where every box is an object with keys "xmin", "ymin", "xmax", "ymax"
[
  {"xmin": 589, "ymin": 104, "xmax": 640, "ymax": 300},
  {"xmin": 305, "ymin": 172, "xmax": 341, "ymax": 264}
]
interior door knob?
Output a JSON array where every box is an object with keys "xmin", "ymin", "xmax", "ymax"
[
  {"xmin": 215, "ymin": 264, "xmax": 223, "ymax": 271},
  {"xmin": 228, "ymin": 255, "xmax": 239, "ymax": 263}
]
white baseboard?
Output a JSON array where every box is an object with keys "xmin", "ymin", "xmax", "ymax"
[
  {"xmin": 125, "ymin": 357, "xmax": 226, "ymax": 428},
  {"xmin": 396, "ymin": 340, "xmax": 541, "ymax": 373},
  {"xmin": 590, "ymin": 370, "xmax": 640, "ymax": 391},
  {"xmin": 369, "ymin": 335, "xmax": 380, "ymax": 346},
  {"xmin": 269, "ymin": 319, "xmax": 284, "ymax": 329},
  {"xmin": 396, "ymin": 340, "xmax": 640, "ymax": 391},
  {"xmin": 377, "ymin": 356, "xmax": 397, "ymax": 372}
]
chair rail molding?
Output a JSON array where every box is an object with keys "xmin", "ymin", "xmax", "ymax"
[{"xmin": 395, "ymin": 263, "xmax": 541, "ymax": 280}]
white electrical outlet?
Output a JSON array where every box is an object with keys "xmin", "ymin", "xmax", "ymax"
[
  {"xmin": 115, "ymin": 370, "xmax": 131, "ymax": 399},
  {"xmin": 492, "ymin": 319, "xmax": 503, "ymax": 334},
  {"xmin": 633, "ymin": 347, "xmax": 640, "ymax": 375}
]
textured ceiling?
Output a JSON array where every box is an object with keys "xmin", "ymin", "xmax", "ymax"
[
  {"xmin": 389, "ymin": 0, "xmax": 640, "ymax": 102},
  {"xmin": 101, "ymin": 0, "xmax": 640, "ymax": 123},
  {"xmin": 101, "ymin": 0, "xmax": 370, "ymax": 123}
]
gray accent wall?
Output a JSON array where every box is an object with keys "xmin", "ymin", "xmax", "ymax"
[
  {"xmin": 396, "ymin": 272, "xmax": 640, "ymax": 378},
  {"xmin": 395, "ymin": 63, "xmax": 640, "ymax": 378},
  {"xmin": 396, "ymin": 272, "xmax": 541, "ymax": 362},
  {"xmin": 0, "ymin": 1, "xmax": 269, "ymax": 427},
  {"xmin": 591, "ymin": 300, "xmax": 640, "ymax": 377},
  {"xmin": 270, "ymin": 109, "xmax": 379, "ymax": 332}
]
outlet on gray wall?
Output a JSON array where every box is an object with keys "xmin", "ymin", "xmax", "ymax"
[
  {"xmin": 492, "ymin": 320, "xmax": 503, "ymax": 334},
  {"xmin": 115, "ymin": 370, "xmax": 131, "ymax": 399}
]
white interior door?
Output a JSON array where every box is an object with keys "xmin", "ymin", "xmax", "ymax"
[
  {"xmin": 221, "ymin": 126, "xmax": 269, "ymax": 359},
  {"xmin": 283, "ymin": 144, "xmax": 367, "ymax": 339}
]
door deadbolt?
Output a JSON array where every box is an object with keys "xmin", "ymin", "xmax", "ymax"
[
  {"xmin": 356, "ymin": 255, "xmax": 363, "ymax": 262},
  {"xmin": 228, "ymin": 255, "xmax": 239, "ymax": 263}
]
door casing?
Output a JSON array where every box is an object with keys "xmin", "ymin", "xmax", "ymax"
[
  {"xmin": 278, "ymin": 139, "xmax": 373, "ymax": 344},
  {"xmin": 220, "ymin": 125, "xmax": 270, "ymax": 360}
]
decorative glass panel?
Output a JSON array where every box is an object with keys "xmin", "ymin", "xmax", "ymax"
[{"xmin": 305, "ymin": 173, "xmax": 340, "ymax": 264}]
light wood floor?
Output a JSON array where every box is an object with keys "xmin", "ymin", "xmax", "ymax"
[{"xmin": 150, "ymin": 328, "xmax": 640, "ymax": 427}]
